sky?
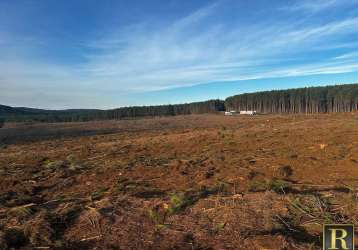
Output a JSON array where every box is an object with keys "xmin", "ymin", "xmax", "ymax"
[{"xmin": 1, "ymin": 0, "xmax": 358, "ymax": 109}]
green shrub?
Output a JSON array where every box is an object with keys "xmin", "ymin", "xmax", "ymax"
[
  {"xmin": 249, "ymin": 181, "xmax": 269, "ymax": 192},
  {"xmin": 249, "ymin": 179, "xmax": 292, "ymax": 193},
  {"xmin": 168, "ymin": 184, "xmax": 226, "ymax": 215},
  {"xmin": 269, "ymin": 179, "xmax": 292, "ymax": 193}
]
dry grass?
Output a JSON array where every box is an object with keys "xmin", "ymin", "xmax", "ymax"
[{"xmin": 0, "ymin": 113, "xmax": 357, "ymax": 249}]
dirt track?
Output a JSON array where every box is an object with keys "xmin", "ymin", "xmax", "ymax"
[{"xmin": 0, "ymin": 113, "xmax": 357, "ymax": 249}]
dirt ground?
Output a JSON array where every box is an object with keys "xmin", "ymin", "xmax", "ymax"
[{"xmin": 0, "ymin": 113, "xmax": 357, "ymax": 249}]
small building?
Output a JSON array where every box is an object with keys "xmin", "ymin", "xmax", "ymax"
[{"xmin": 239, "ymin": 110, "xmax": 257, "ymax": 115}]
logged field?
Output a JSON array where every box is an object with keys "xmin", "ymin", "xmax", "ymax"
[{"xmin": 0, "ymin": 113, "xmax": 357, "ymax": 249}]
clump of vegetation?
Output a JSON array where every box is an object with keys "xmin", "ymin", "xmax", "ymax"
[
  {"xmin": 3, "ymin": 192, "xmax": 34, "ymax": 207},
  {"xmin": 147, "ymin": 203, "xmax": 171, "ymax": 231},
  {"xmin": 147, "ymin": 183, "xmax": 227, "ymax": 228},
  {"xmin": 7, "ymin": 204, "xmax": 36, "ymax": 220},
  {"xmin": 66, "ymin": 154, "xmax": 86, "ymax": 171},
  {"xmin": 269, "ymin": 179, "xmax": 292, "ymax": 193},
  {"xmin": 42, "ymin": 156, "xmax": 86, "ymax": 173},
  {"xmin": 168, "ymin": 184, "xmax": 226, "ymax": 215},
  {"xmin": 249, "ymin": 181, "xmax": 269, "ymax": 192},
  {"xmin": 214, "ymin": 222, "xmax": 226, "ymax": 233},
  {"xmin": 116, "ymin": 177, "xmax": 138, "ymax": 192},
  {"xmin": 44, "ymin": 160, "xmax": 64, "ymax": 169},
  {"xmin": 249, "ymin": 179, "xmax": 292, "ymax": 193},
  {"xmin": 66, "ymin": 154, "xmax": 77, "ymax": 164},
  {"xmin": 148, "ymin": 209, "xmax": 162, "ymax": 224},
  {"xmin": 91, "ymin": 187, "xmax": 109, "ymax": 201},
  {"xmin": 116, "ymin": 177, "xmax": 164, "ymax": 198},
  {"xmin": 167, "ymin": 193, "xmax": 189, "ymax": 215},
  {"xmin": 148, "ymin": 207, "xmax": 168, "ymax": 228}
]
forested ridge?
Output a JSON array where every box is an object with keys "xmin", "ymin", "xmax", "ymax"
[
  {"xmin": 225, "ymin": 84, "xmax": 358, "ymax": 113},
  {"xmin": 0, "ymin": 100, "xmax": 225, "ymax": 122},
  {"xmin": 0, "ymin": 84, "xmax": 357, "ymax": 123}
]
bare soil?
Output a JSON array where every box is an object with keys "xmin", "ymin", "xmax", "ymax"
[{"xmin": 0, "ymin": 113, "xmax": 357, "ymax": 249}]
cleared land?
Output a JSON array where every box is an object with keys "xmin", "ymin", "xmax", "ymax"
[{"xmin": 0, "ymin": 113, "xmax": 357, "ymax": 249}]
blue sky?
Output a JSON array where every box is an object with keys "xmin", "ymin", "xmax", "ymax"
[{"xmin": 1, "ymin": 0, "xmax": 358, "ymax": 109}]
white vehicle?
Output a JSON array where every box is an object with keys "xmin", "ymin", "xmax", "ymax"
[
  {"xmin": 225, "ymin": 110, "xmax": 238, "ymax": 115},
  {"xmin": 239, "ymin": 110, "xmax": 257, "ymax": 115}
]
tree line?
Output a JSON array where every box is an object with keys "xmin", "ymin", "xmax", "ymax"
[
  {"xmin": 225, "ymin": 84, "xmax": 358, "ymax": 113},
  {"xmin": 106, "ymin": 99, "xmax": 225, "ymax": 119},
  {"xmin": 0, "ymin": 84, "xmax": 357, "ymax": 124},
  {"xmin": 0, "ymin": 100, "xmax": 225, "ymax": 123}
]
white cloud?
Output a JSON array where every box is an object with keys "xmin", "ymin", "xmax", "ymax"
[
  {"xmin": 334, "ymin": 51, "xmax": 358, "ymax": 60},
  {"xmin": 282, "ymin": 0, "xmax": 354, "ymax": 13},
  {"xmin": 76, "ymin": 2, "xmax": 358, "ymax": 91},
  {"xmin": 1, "ymin": 0, "xmax": 358, "ymax": 108}
]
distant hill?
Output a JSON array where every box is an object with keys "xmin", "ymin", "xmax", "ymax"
[
  {"xmin": 0, "ymin": 105, "xmax": 101, "ymax": 115},
  {"xmin": 0, "ymin": 105, "xmax": 30, "ymax": 115},
  {"xmin": 0, "ymin": 83, "xmax": 357, "ymax": 123},
  {"xmin": 0, "ymin": 105, "xmax": 104, "ymax": 122},
  {"xmin": 0, "ymin": 100, "xmax": 225, "ymax": 122}
]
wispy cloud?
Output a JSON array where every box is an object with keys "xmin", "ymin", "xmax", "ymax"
[
  {"xmin": 77, "ymin": 1, "xmax": 358, "ymax": 91},
  {"xmin": 282, "ymin": 0, "xmax": 354, "ymax": 13},
  {"xmin": 1, "ymin": 0, "xmax": 358, "ymax": 108},
  {"xmin": 334, "ymin": 51, "xmax": 358, "ymax": 60}
]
